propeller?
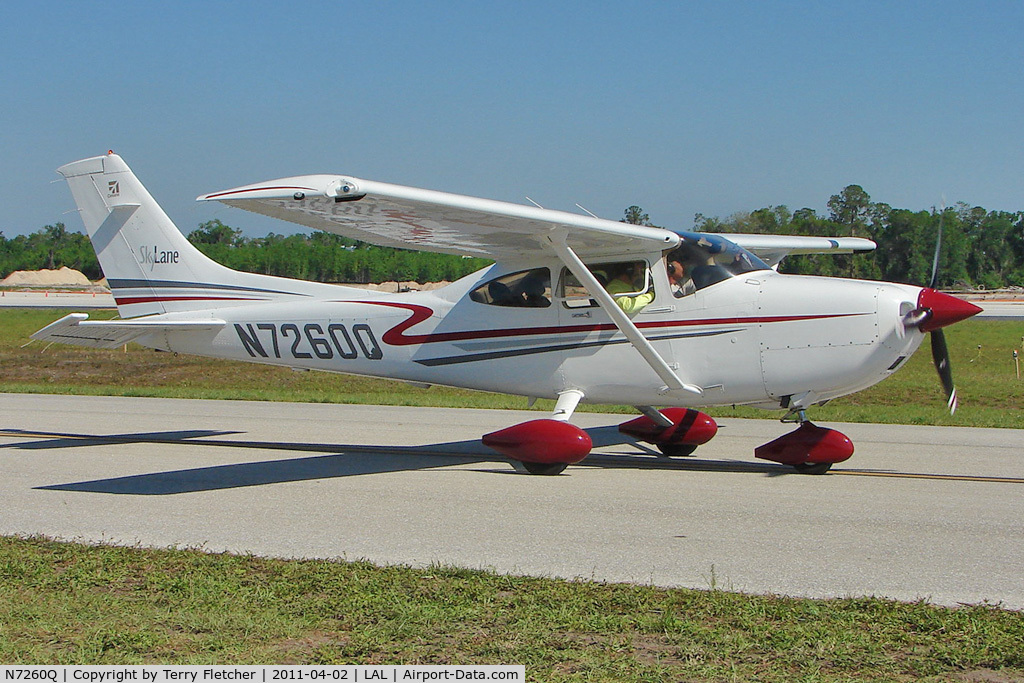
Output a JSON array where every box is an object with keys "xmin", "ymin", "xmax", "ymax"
[
  {"xmin": 903, "ymin": 205, "xmax": 982, "ymax": 413},
  {"xmin": 927, "ymin": 205, "xmax": 955, "ymax": 414},
  {"xmin": 929, "ymin": 202, "xmax": 944, "ymax": 291},
  {"xmin": 930, "ymin": 322, "xmax": 957, "ymax": 412}
]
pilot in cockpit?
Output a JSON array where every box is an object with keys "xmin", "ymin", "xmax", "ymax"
[
  {"xmin": 666, "ymin": 248, "xmax": 698, "ymax": 297},
  {"xmin": 666, "ymin": 257, "xmax": 693, "ymax": 298}
]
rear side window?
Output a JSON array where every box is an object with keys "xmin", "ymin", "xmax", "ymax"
[{"xmin": 469, "ymin": 268, "xmax": 551, "ymax": 307}]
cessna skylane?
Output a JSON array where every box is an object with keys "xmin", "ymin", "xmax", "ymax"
[{"xmin": 34, "ymin": 152, "xmax": 981, "ymax": 475}]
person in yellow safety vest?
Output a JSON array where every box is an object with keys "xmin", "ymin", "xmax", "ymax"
[{"xmin": 605, "ymin": 262, "xmax": 654, "ymax": 313}]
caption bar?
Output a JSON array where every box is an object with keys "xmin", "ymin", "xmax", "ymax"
[{"xmin": 0, "ymin": 667, "xmax": 524, "ymax": 683}]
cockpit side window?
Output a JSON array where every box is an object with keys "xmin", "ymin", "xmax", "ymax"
[
  {"xmin": 469, "ymin": 268, "xmax": 551, "ymax": 308},
  {"xmin": 667, "ymin": 233, "xmax": 769, "ymax": 296}
]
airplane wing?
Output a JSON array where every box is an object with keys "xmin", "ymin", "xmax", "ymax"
[
  {"xmin": 721, "ymin": 234, "xmax": 876, "ymax": 268},
  {"xmin": 198, "ymin": 175, "xmax": 679, "ymax": 261},
  {"xmin": 32, "ymin": 313, "xmax": 226, "ymax": 349}
]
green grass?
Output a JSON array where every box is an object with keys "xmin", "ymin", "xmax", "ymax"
[
  {"xmin": 1, "ymin": 536, "xmax": 1022, "ymax": 680},
  {"xmin": 3, "ymin": 308, "xmax": 1023, "ymax": 427}
]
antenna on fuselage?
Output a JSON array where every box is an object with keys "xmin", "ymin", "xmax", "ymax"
[
  {"xmin": 524, "ymin": 196, "xmax": 544, "ymax": 209},
  {"xmin": 575, "ymin": 203, "xmax": 599, "ymax": 218}
]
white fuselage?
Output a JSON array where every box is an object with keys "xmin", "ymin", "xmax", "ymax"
[{"xmin": 142, "ymin": 259, "xmax": 926, "ymax": 410}]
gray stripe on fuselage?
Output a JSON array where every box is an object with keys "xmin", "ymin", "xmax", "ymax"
[
  {"xmin": 107, "ymin": 278, "xmax": 308, "ymax": 296},
  {"xmin": 416, "ymin": 328, "xmax": 742, "ymax": 366}
]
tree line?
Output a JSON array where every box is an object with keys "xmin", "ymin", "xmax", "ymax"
[
  {"xmin": 183, "ymin": 221, "xmax": 491, "ymax": 284},
  {"xmin": 627, "ymin": 184, "xmax": 1024, "ymax": 290},
  {"xmin": 0, "ymin": 220, "xmax": 491, "ymax": 285},
  {"xmin": 3, "ymin": 185, "xmax": 1022, "ymax": 289}
]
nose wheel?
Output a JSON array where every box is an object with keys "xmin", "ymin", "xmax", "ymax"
[
  {"xmin": 792, "ymin": 461, "xmax": 833, "ymax": 475},
  {"xmin": 787, "ymin": 409, "xmax": 830, "ymax": 473},
  {"xmin": 755, "ymin": 408, "xmax": 854, "ymax": 474}
]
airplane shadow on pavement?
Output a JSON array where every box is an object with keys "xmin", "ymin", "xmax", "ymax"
[{"xmin": 1, "ymin": 425, "xmax": 791, "ymax": 495}]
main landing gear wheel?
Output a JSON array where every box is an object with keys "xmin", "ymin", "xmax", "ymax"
[
  {"xmin": 522, "ymin": 461, "xmax": 569, "ymax": 476},
  {"xmin": 793, "ymin": 462, "xmax": 833, "ymax": 475},
  {"xmin": 656, "ymin": 443, "xmax": 698, "ymax": 457}
]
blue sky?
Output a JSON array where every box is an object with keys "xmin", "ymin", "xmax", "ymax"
[{"xmin": 2, "ymin": 1, "xmax": 1021, "ymax": 238}]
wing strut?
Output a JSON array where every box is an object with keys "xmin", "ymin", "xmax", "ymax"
[{"xmin": 545, "ymin": 232, "xmax": 703, "ymax": 397}]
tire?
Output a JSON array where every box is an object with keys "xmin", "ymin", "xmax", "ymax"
[
  {"xmin": 793, "ymin": 462, "xmax": 832, "ymax": 475},
  {"xmin": 656, "ymin": 443, "xmax": 698, "ymax": 457},
  {"xmin": 521, "ymin": 461, "xmax": 569, "ymax": 475}
]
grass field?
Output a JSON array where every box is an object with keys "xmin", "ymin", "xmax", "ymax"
[
  {"xmin": 1, "ymin": 536, "xmax": 1022, "ymax": 680},
  {"xmin": 2, "ymin": 308, "xmax": 1023, "ymax": 678}
]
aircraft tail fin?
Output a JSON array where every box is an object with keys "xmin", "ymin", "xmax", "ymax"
[{"xmin": 58, "ymin": 152, "xmax": 306, "ymax": 318}]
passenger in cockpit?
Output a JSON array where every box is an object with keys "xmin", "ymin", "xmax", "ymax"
[
  {"xmin": 605, "ymin": 262, "xmax": 654, "ymax": 313},
  {"xmin": 517, "ymin": 270, "xmax": 551, "ymax": 307}
]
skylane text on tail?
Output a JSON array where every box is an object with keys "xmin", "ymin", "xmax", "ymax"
[{"xmin": 35, "ymin": 152, "xmax": 980, "ymax": 475}]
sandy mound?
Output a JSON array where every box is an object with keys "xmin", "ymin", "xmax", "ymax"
[
  {"xmin": 1, "ymin": 267, "xmax": 94, "ymax": 288},
  {"xmin": 350, "ymin": 280, "xmax": 452, "ymax": 292}
]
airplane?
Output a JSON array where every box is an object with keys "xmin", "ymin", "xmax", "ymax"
[{"xmin": 33, "ymin": 152, "xmax": 982, "ymax": 475}]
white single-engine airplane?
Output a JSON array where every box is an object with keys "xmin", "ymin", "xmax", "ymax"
[{"xmin": 35, "ymin": 152, "xmax": 981, "ymax": 475}]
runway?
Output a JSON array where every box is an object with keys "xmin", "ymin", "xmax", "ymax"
[{"xmin": 1, "ymin": 393, "xmax": 1022, "ymax": 609}]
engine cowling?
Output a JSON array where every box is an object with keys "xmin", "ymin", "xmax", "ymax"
[
  {"xmin": 618, "ymin": 408, "xmax": 718, "ymax": 446},
  {"xmin": 482, "ymin": 419, "xmax": 592, "ymax": 464},
  {"xmin": 754, "ymin": 422, "xmax": 854, "ymax": 466}
]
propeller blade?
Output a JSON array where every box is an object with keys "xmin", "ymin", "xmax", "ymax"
[
  {"xmin": 930, "ymin": 329, "xmax": 957, "ymax": 414},
  {"xmin": 923, "ymin": 200, "xmax": 964, "ymax": 415},
  {"xmin": 929, "ymin": 201, "xmax": 945, "ymax": 290}
]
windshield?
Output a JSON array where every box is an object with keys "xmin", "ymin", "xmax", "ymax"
[{"xmin": 667, "ymin": 231, "xmax": 770, "ymax": 291}]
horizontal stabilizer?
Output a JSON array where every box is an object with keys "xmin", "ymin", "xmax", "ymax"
[{"xmin": 32, "ymin": 313, "xmax": 225, "ymax": 349}]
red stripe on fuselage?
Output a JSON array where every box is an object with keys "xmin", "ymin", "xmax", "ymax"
[
  {"xmin": 351, "ymin": 301, "xmax": 870, "ymax": 347},
  {"xmin": 114, "ymin": 296, "xmax": 266, "ymax": 305}
]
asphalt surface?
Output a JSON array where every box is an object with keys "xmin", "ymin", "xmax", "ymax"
[
  {"xmin": 2, "ymin": 393, "xmax": 1021, "ymax": 608},
  {"xmin": 0, "ymin": 291, "xmax": 114, "ymax": 308}
]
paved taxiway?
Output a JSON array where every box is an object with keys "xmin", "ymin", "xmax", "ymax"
[{"xmin": 2, "ymin": 393, "xmax": 1021, "ymax": 608}]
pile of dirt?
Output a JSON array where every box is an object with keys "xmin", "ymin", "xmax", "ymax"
[
  {"xmin": 0, "ymin": 270, "xmax": 452, "ymax": 293},
  {"xmin": 960, "ymin": 287, "xmax": 1024, "ymax": 301},
  {"xmin": 345, "ymin": 281, "xmax": 452, "ymax": 292},
  {"xmin": 0, "ymin": 267, "xmax": 100, "ymax": 289}
]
